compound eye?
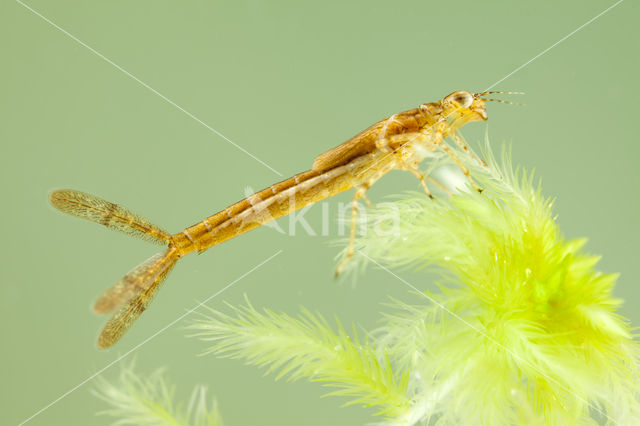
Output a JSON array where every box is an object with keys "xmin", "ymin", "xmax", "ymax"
[{"xmin": 452, "ymin": 92, "xmax": 473, "ymax": 108}]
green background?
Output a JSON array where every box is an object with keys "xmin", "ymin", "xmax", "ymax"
[{"xmin": 2, "ymin": 1, "xmax": 638, "ymax": 424}]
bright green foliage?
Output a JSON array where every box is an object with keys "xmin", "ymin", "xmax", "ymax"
[
  {"xmin": 190, "ymin": 299, "xmax": 410, "ymax": 417},
  {"xmin": 94, "ymin": 364, "xmax": 223, "ymax": 426},
  {"xmin": 190, "ymin": 144, "xmax": 640, "ymax": 425},
  {"xmin": 350, "ymin": 145, "xmax": 640, "ymax": 425}
]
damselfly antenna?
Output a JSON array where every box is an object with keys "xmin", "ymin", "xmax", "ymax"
[
  {"xmin": 474, "ymin": 90, "xmax": 525, "ymax": 106},
  {"xmin": 481, "ymin": 98, "xmax": 525, "ymax": 106},
  {"xmin": 475, "ymin": 91, "xmax": 525, "ymax": 97}
]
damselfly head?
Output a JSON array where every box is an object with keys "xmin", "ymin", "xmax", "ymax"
[{"xmin": 442, "ymin": 90, "xmax": 488, "ymax": 123}]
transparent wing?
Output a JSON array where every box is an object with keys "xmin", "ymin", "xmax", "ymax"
[
  {"xmin": 94, "ymin": 251, "xmax": 177, "ymax": 315},
  {"xmin": 50, "ymin": 189, "xmax": 171, "ymax": 245},
  {"xmin": 96, "ymin": 252, "xmax": 178, "ymax": 349}
]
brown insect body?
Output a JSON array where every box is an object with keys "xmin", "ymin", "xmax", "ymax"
[
  {"xmin": 51, "ymin": 90, "xmax": 495, "ymax": 348},
  {"xmin": 173, "ymin": 92, "xmax": 488, "ymax": 257}
]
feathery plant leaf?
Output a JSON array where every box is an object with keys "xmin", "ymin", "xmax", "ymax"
[
  {"xmin": 348, "ymin": 141, "xmax": 640, "ymax": 425},
  {"xmin": 94, "ymin": 363, "xmax": 222, "ymax": 426},
  {"xmin": 189, "ymin": 298, "xmax": 410, "ymax": 418}
]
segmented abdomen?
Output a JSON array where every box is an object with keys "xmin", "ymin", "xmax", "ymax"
[{"xmin": 171, "ymin": 151, "xmax": 396, "ymax": 255}]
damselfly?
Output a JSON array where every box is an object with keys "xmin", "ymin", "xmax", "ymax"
[{"xmin": 50, "ymin": 90, "xmax": 520, "ymax": 348}]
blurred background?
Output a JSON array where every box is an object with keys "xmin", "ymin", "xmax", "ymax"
[{"xmin": 2, "ymin": 0, "xmax": 638, "ymax": 424}]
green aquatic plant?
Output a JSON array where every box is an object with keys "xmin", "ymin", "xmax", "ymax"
[
  {"xmin": 94, "ymin": 363, "xmax": 222, "ymax": 426},
  {"xmin": 188, "ymin": 144, "xmax": 640, "ymax": 425},
  {"xmin": 345, "ymin": 146, "xmax": 640, "ymax": 424},
  {"xmin": 191, "ymin": 298, "xmax": 410, "ymax": 417}
]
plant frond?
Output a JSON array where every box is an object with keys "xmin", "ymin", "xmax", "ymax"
[
  {"xmin": 94, "ymin": 362, "xmax": 222, "ymax": 426},
  {"xmin": 345, "ymin": 143, "xmax": 640, "ymax": 424},
  {"xmin": 189, "ymin": 298, "xmax": 410, "ymax": 417}
]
